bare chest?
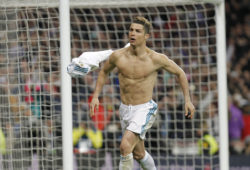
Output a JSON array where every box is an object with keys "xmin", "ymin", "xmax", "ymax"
[{"xmin": 116, "ymin": 57, "xmax": 156, "ymax": 79}]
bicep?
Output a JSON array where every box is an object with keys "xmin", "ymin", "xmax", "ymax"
[
  {"xmin": 102, "ymin": 53, "xmax": 116, "ymax": 74},
  {"xmin": 162, "ymin": 56, "xmax": 184, "ymax": 75}
]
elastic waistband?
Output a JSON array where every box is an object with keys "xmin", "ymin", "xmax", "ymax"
[{"xmin": 120, "ymin": 100, "xmax": 155, "ymax": 109}]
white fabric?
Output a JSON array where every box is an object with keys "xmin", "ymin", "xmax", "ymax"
[
  {"xmin": 67, "ymin": 49, "xmax": 113, "ymax": 77},
  {"xmin": 139, "ymin": 151, "xmax": 156, "ymax": 170},
  {"xmin": 77, "ymin": 49, "xmax": 113, "ymax": 69},
  {"xmin": 119, "ymin": 153, "xmax": 133, "ymax": 170},
  {"xmin": 67, "ymin": 62, "xmax": 92, "ymax": 77},
  {"xmin": 67, "ymin": 43, "xmax": 130, "ymax": 77},
  {"xmin": 119, "ymin": 100, "xmax": 158, "ymax": 140}
]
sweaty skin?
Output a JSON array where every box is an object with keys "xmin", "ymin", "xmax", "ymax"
[
  {"xmin": 116, "ymin": 47, "xmax": 158, "ymax": 105},
  {"xmin": 90, "ymin": 23, "xmax": 195, "ymax": 118},
  {"xmin": 90, "ymin": 22, "xmax": 195, "ymax": 165}
]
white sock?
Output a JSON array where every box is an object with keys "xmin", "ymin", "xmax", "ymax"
[
  {"xmin": 139, "ymin": 151, "xmax": 156, "ymax": 170},
  {"xmin": 119, "ymin": 153, "xmax": 133, "ymax": 170}
]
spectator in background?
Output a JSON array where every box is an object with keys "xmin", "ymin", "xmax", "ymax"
[
  {"xmin": 0, "ymin": 128, "xmax": 6, "ymax": 155},
  {"xmin": 0, "ymin": 87, "xmax": 8, "ymax": 170},
  {"xmin": 241, "ymin": 101, "xmax": 250, "ymax": 155},
  {"xmin": 6, "ymin": 95, "xmax": 35, "ymax": 170},
  {"xmin": 197, "ymin": 121, "xmax": 218, "ymax": 156},
  {"xmin": 228, "ymin": 95, "xmax": 245, "ymax": 154},
  {"xmin": 73, "ymin": 117, "xmax": 103, "ymax": 152},
  {"xmin": 73, "ymin": 114, "xmax": 105, "ymax": 169},
  {"xmin": 225, "ymin": 0, "xmax": 250, "ymax": 155}
]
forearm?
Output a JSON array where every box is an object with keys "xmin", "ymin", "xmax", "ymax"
[
  {"xmin": 177, "ymin": 70, "xmax": 191, "ymax": 102},
  {"xmin": 92, "ymin": 70, "xmax": 108, "ymax": 98}
]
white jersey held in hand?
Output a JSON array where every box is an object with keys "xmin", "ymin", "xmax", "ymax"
[{"xmin": 67, "ymin": 43, "xmax": 130, "ymax": 77}]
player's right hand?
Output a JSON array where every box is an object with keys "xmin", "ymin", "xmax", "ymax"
[{"xmin": 90, "ymin": 97, "xmax": 99, "ymax": 117}]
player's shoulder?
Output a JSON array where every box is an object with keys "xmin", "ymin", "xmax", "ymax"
[
  {"xmin": 108, "ymin": 47, "xmax": 127, "ymax": 63},
  {"xmin": 111, "ymin": 47, "xmax": 129, "ymax": 58},
  {"xmin": 149, "ymin": 49, "xmax": 169, "ymax": 61},
  {"xmin": 112, "ymin": 48, "xmax": 126, "ymax": 56}
]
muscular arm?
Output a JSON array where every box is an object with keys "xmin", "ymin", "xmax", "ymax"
[
  {"xmin": 90, "ymin": 53, "xmax": 116, "ymax": 116},
  {"xmin": 160, "ymin": 54, "xmax": 195, "ymax": 118}
]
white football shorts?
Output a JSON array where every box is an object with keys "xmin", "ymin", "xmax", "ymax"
[{"xmin": 119, "ymin": 100, "xmax": 158, "ymax": 140}]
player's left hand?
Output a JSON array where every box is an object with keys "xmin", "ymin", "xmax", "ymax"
[{"xmin": 185, "ymin": 101, "xmax": 195, "ymax": 119}]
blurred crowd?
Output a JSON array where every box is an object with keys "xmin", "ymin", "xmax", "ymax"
[
  {"xmin": 0, "ymin": 1, "xmax": 249, "ymax": 170},
  {"xmin": 225, "ymin": 0, "xmax": 250, "ymax": 155}
]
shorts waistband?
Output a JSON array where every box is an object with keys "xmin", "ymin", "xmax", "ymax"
[{"xmin": 120, "ymin": 100, "xmax": 155, "ymax": 109}]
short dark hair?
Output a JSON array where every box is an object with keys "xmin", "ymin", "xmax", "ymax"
[{"xmin": 132, "ymin": 16, "xmax": 151, "ymax": 34}]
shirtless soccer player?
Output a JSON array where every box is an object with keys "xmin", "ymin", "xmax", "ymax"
[{"xmin": 90, "ymin": 16, "xmax": 195, "ymax": 170}]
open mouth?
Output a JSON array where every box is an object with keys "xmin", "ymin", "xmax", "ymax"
[{"xmin": 130, "ymin": 38, "xmax": 136, "ymax": 42}]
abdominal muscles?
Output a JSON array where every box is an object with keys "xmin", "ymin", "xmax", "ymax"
[{"xmin": 118, "ymin": 72, "xmax": 157, "ymax": 105}]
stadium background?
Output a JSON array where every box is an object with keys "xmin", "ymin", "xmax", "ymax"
[{"xmin": 0, "ymin": 0, "xmax": 249, "ymax": 169}]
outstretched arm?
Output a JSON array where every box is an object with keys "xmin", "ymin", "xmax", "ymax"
[
  {"xmin": 67, "ymin": 43, "xmax": 130, "ymax": 77},
  {"xmin": 90, "ymin": 53, "xmax": 116, "ymax": 117},
  {"xmin": 161, "ymin": 54, "xmax": 195, "ymax": 118}
]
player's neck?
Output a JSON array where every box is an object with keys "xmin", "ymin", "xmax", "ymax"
[{"xmin": 130, "ymin": 43, "xmax": 148, "ymax": 57}]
